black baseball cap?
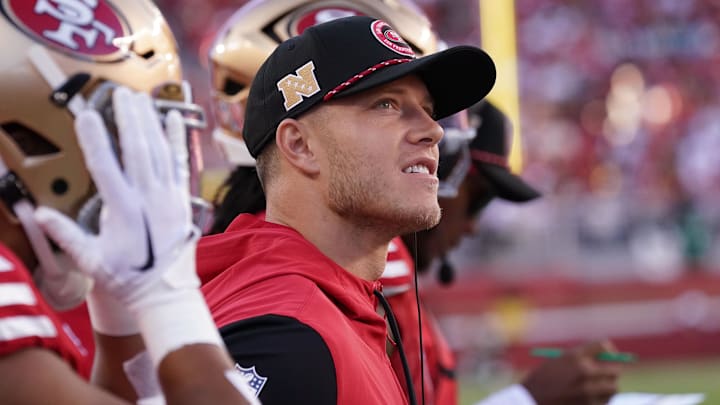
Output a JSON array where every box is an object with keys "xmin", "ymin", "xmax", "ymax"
[
  {"xmin": 243, "ymin": 15, "xmax": 496, "ymax": 158},
  {"xmin": 469, "ymin": 102, "xmax": 540, "ymax": 202}
]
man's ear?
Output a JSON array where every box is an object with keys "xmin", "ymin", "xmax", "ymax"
[{"xmin": 275, "ymin": 118, "xmax": 320, "ymax": 175}]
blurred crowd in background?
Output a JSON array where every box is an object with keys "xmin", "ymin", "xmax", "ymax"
[
  {"xmin": 464, "ymin": 0, "xmax": 720, "ymax": 283},
  {"xmin": 154, "ymin": 0, "xmax": 720, "ymax": 283}
]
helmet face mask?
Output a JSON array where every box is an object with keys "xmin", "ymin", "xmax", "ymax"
[
  {"xmin": 0, "ymin": 0, "xmax": 207, "ymax": 306},
  {"xmin": 437, "ymin": 110, "xmax": 474, "ymax": 199},
  {"xmin": 209, "ymin": 0, "xmax": 439, "ymax": 166},
  {"xmin": 78, "ymin": 80, "xmax": 209, "ymax": 233}
]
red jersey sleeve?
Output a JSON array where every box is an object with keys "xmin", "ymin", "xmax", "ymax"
[
  {"xmin": 0, "ymin": 243, "xmax": 89, "ymax": 374},
  {"xmin": 381, "ymin": 237, "xmax": 415, "ymax": 297}
]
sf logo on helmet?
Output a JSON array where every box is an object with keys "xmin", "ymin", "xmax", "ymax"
[
  {"xmin": 2, "ymin": 0, "xmax": 129, "ymax": 60},
  {"xmin": 291, "ymin": 7, "xmax": 363, "ymax": 36}
]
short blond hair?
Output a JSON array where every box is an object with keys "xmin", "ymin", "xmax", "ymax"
[{"xmin": 255, "ymin": 142, "xmax": 279, "ymax": 191}]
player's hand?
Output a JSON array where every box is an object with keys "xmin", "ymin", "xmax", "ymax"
[
  {"xmin": 34, "ymin": 86, "xmax": 198, "ymax": 309},
  {"xmin": 522, "ymin": 340, "xmax": 622, "ymax": 405}
]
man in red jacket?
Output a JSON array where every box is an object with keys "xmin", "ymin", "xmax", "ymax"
[{"xmin": 198, "ymin": 15, "xmax": 496, "ymax": 405}]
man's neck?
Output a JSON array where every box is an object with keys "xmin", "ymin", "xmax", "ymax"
[{"xmin": 265, "ymin": 206, "xmax": 391, "ymax": 282}]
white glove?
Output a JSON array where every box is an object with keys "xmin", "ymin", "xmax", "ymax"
[
  {"xmin": 35, "ymin": 87, "xmax": 221, "ymax": 366},
  {"xmin": 36, "ymin": 87, "xmax": 195, "ymax": 302}
]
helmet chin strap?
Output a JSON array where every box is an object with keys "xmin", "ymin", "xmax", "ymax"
[{"xmin": 28, "ymin": 45, "xmax": 86, "ymax": 116}]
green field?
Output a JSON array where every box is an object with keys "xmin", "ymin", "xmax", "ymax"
[{"xmin": 459, "ymin": 357, "xmax": 720, "ymax": 404}]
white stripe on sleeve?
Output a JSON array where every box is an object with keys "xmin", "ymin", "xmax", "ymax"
[
  {"xmin": 382, "ymin": 260, "xmax": 411, "ymax": 279},
  {"xmin": 0, "ymin": 283, "xmax": 37, "ymax": 306},
  {"xmin": 0, "ymin": 315, "xmax": 57, "ymax": 341},
  {"xmin": 0, "ymin": 256, "xmax": 13, "ymax": 272}
]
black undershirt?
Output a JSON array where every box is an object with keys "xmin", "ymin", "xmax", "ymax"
[{"xmin": 220, "ymin": 314, "xmax": 337, "ymax": 404}]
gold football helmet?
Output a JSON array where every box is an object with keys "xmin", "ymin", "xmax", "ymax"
[
  {"xmin": 209, "ymin": 0, "xmax": 439, "ymax": 165},
  {"xmin": 0, "ymin": 0, "xmax": 204, "ymax": 309}
]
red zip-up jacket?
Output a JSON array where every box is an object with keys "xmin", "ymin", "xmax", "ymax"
[{"xmin": 198, "ymin": 214, "xmax": 408, "ymax": 405}]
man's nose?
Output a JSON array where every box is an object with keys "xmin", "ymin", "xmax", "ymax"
[{"xmin": 407, "ymin": 108, "xmax": 443, "ymax": 146}]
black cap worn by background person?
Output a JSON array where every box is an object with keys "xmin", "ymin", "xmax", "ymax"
[
  {"xmin": 469, "ymin": 102, "xmax": 540, "ymax": 202},
  {"xmin": 243, "ymin": 15, "xmax": 496, "ymax": 158}
]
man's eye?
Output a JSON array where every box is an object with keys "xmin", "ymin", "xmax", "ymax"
[{"xmin": 377, "ymin": 100, "xmax": 394, "ymax": 109}]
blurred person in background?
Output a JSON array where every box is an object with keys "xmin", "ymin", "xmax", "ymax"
[
  {"xmin": 384, "ymin": 101, "xmax": 622, "ymax": 405},
  {"xmin": 0, "ymin": 1, "xmax": 257, "ymax": 403}
]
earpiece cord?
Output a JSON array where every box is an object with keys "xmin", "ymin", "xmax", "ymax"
[
  {"xmin": 374, "ymin": 290, "xmax": 417, "ymax": 405},
  {"xmin": 413, "ymin": 232, "xmax": 426, "ymax": 405}
]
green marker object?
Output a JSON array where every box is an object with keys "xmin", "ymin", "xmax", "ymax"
[{"xmin": 531, "ymin": 347, "xmax": 636, "ymax": 363}]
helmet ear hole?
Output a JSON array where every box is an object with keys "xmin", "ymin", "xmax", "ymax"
[
  {"xmin": 223, "ymin": 78, "xmax": 245, "ymax": 97},
  {"xmin": 1, "ymin": 122, "xmax": 60, "ymax": 157},
  {"xmin": 51, "ymin": 178, "xmax": 69, "ymax": 196},
  {"xmin": 140, "ymin": 50, "xmax": 155, "ymax": 60}
]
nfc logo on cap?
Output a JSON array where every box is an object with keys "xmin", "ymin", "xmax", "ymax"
[{"xmin": 276, "ymin": 61, "xmax": 321, "ymax": 111}]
